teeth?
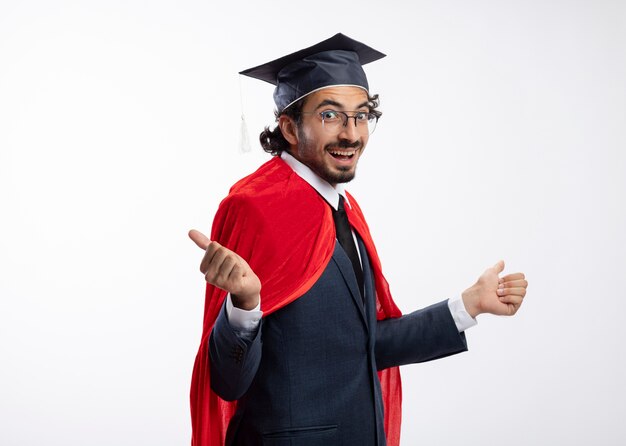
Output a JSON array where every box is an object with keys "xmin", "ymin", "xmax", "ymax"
[{"xmin": 328, "ymin": 150, "xmax": 355, "ymax": 156}]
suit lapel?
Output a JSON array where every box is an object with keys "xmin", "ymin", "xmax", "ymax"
[{"xmin": 332, "ymin": 241, "xmax": 369, "ymax": 331}]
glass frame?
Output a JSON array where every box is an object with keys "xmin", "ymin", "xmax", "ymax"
[{"xmin": 297, "ymin": 110, "xmax": 379, "ymax": 135}]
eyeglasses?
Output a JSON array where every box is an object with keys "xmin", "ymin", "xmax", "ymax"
[{"xmin": 298, "ymin": 110, "xmax": 379, "ymax": 135}]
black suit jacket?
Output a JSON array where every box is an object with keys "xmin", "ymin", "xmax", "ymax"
[{"xmin": 209, "ymin": 238, "xmax": 468, "ymax": 445}]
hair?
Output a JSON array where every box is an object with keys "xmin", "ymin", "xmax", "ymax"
[{"xmin": 259, "ymin": 92, "xmax": 383, "ymax": 156}]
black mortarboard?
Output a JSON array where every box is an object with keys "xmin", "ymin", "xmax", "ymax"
[{"xmin": 240, "ymin": 33, "xmax": 386, "ymax": 112}]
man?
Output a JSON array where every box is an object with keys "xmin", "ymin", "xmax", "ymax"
[{"xmin": 188, "ymin": 34, "xmax": 527, "ymax": 446}]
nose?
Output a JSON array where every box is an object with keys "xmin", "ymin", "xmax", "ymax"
[{"xmin": 337, "ymin": 117, "xmax": 360, "ymax": 141}]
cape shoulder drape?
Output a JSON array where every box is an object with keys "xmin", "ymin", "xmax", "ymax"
[{"xmin": 190, "ymin": 156, "xmax": 403, "ymax": 446}]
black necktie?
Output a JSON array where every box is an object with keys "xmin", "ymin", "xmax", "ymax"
[{"xmin": 332, "ymin": 195, "xmax": 365, "ymax": 299}]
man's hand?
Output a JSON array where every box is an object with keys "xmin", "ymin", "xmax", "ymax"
[
  {"xmin": 461, "ymin": 260, "xmax": 527, "ymax": 318},
  {"xmin": 188, "ymin": 229, "xmax": 261, "ymax": 310}
]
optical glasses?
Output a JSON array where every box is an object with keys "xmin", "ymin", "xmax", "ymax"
[{"xmin": 298, "ymin": 110, "xmax": 379, "ymax": 135}]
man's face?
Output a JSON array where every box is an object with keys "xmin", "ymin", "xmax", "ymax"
[{"xmin": 290, "ymin": 86, "xmax": 370, "ymax": 186}]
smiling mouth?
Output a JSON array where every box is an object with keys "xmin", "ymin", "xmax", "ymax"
[{"xmin": 327, "ymin": 149, "xmax": 357, "ymax": 161}]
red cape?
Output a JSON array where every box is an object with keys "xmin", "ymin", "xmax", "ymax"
[{"xmin": 190, "ymin": 156, "xmax": 403, "ymax": 445}]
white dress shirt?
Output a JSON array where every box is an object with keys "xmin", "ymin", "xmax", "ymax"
[{"xmin": 226, "ymin": 151, "xmax": 477, "ymax": 335}]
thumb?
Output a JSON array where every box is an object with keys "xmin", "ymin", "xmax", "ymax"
[
  {"xmin": 188, "ymin": 229, "xmax": 210, "ymax": 250},
  {"xmin": 492, "ymin": 259, "xmax": 505, "ymax": 274}
]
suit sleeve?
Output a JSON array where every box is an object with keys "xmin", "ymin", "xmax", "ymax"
[
  {"xmin": 209, "ymin": 302, "xmax": 263, "ymax": 401},
  {"xmin": 374, "ymin": 300, "xmax": 468, "ymax": 370}
]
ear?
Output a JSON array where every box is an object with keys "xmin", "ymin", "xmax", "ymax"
[{"xmin": 278, "ymin": 115, "xmax": 299, "ymax": 146}]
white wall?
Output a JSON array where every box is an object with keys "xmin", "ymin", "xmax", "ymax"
[{"xmin": 1, "ymin": 1, "xmax": 624, "ymax": 444}]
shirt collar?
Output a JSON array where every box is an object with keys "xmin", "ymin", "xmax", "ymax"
[{"xmin": 280, "ymin": 151, "xmax": 349, "ymax": 211}]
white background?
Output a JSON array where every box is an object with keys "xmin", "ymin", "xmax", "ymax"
[{"xmin": 1, "ymin": 1, "xmax": 625, "ymax": 445}]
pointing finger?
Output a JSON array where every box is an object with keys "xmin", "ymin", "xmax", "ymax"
[
  {"xmin": 200, "ymin": 241, "xmax": 224, "ymax": 274},
  {"xmin": 499, "ymin": 272, "xmax": 526, "ymax": 283}
]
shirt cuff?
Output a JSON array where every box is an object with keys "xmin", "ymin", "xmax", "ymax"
[
  {"xmin": 226, "ymin": 294, "xmax": 263, "ymax": 332},
  {"xmin": 448, "ymin": 295, "xmax": 478, "ymax": 333}
]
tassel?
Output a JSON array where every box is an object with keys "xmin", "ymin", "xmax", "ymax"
[
  {"xmin": 239, "ymin": 114, "xmax": 251, "ymax": 153},
  {"xmin": 239, "ymin": 75, "xmax": 251, "ymax": 153}
]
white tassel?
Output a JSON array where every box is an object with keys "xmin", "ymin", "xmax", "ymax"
[
  {"xmin": 239, "ymin": 114, "xmax": 251, "ymax": 153},
  {"xmin": 238, "ymin": 75, "xmax": 251, "ymax": 153}
]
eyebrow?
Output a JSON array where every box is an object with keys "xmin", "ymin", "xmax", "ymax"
[
  {"xmin": 314, "ymin": 99, "xmax": 370, "ymax": 111},
  {"xmin": 314, "ymin": 99, "xmax": 342, "ymax": 110}
]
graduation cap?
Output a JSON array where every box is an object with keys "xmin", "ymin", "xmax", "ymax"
[{"xmin": 240, "ymin": 33, "xmax": 386, "ymax": 112}]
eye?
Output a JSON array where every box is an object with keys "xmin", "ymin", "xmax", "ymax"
[
  {"xmin": 355, "ymin": 112, "xmax": 369, "ymax": 122},
  {"xmin": 320, "ymin": 110, "xmax": 340, "ymax": 121}
]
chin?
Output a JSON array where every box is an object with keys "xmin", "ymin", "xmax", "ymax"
[{"xmin": 326, "ymin": 168, "xmax": 356, "ymax": 184}]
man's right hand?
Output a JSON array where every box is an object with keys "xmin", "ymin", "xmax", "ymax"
[{"xmin": 188, "ymin": 229, "xmax": 261, "ymax": 310}]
